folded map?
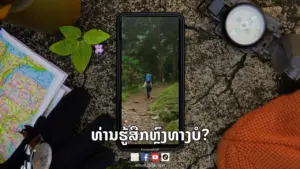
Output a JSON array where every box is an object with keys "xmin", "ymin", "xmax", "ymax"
[
  {"xmin": 0, "ymin": 28, "xmax": 68, "ymax": 163},
  {"xmin": 44, "ymin": 85, "xmax": 71, "ymax": 117}
]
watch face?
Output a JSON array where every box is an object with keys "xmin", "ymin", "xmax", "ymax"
[
  {"xmin": 225, "ymin": 4, "xmax": 266, "ymax": 46},
  {"xmin": 32, "ymin": 143, "xmax": 52, "ymax": 169}
]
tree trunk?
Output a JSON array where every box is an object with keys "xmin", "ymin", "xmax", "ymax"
[
  {"xmin": 161, "ymin": 63, "xmax": 165, "ymax": 83},
  {"xmin": 172, "ymin": 43, "xmax": 178, "ymax": 81},
  {"xmin": 159, "ymin": 61, "xmax": 163, "ymax": 82},
  {"xmin": 172, "ymin": 56, "xmax": 177, "ymax": 81}
]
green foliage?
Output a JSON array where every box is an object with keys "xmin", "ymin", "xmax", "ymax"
[
  {"xmin": 165, "ymin": 120, "xmax": 179, "ymax": 131},
  {"xmin": 122, "ymin": 85, "xmax": 142, "ymax": 101},
  {"xmin": 71, "ymin": 41, "xmax": 92, "ymax": 73},
  {"xmin": 121, "ymin": 17, "xmax": 179, "ymax": 83},
  {"xmin": 50, "ymin": 26, "xmax": 110, "ymax": 73},
  {"xmin": 50, "ymin": 39, "xmax": 78, "ymax": 56},
  {"xmin": 84, "ymin": 29, "xmax": 110, "ymax": 45},
  {"xmin": 122, "ymin": 91, "xmax": 129, "ymax": 101},
  {"xmin": 150, "ymin": 83, "xmax": 179, "ymax": 122},
  {"xmin": 59, "ymin": 26, "xmax": 81, "ymax": 40},
  {"xmin": 164, "ymin": 120, "xmax": 179, "ymax": 144},
  {"xmin": 122, "ymin": 56, "xmax": 143, "ymax": 87}
]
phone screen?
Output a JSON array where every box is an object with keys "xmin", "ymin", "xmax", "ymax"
[{"xmin": 117, "ymin": 13, "xmax": 184, "ymax": 151}]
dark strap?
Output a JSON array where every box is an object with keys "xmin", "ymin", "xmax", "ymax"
[
  {"xmin": 271, "ymin": 34, "xmax": 300, "ymax": 81},
  {"xmin": 204, "ymin": 0, "xmax": 300, "ymax": 81},
  {"xmin": 28, "ymin": 135, "xmax": 42, "ymax": 148},
  {"xmin": 270, "ymin": 39, "xmax": 289, "ymax": 74},
  {"xmin": 205, "ymin": 0, "xmax": 282, "ymax": 55}
]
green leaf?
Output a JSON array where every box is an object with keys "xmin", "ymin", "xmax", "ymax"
[
  {"xmin": 71, "ymin": 40, "xmax": 92, "ymax": 73},
  {"xmin": 70, "ymin": 40, "xmax": 80, "ymax": 52},
  {"xmin": 50, "ymin": 39, "xmax": 79, "ymax": 56},
  {"xmin": 59, "ymin": 26, "xmax": 81, "ymax": 40},
  {"xmin": 83, "ymin": 29, "xmax": 110, "ymax": 45}
]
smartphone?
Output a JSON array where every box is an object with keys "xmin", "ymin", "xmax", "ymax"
[{"xmin": 116, "ymin": 12, "xmax": 185, "ymax": 152}]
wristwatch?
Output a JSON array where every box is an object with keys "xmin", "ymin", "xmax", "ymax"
[
  {"xmin": 200, "ymin": 0, "xmax": 300, "ymax": 81},
  {"xmin": 22, "ymin": 135, "xmax": 52, "ymax": 169}
]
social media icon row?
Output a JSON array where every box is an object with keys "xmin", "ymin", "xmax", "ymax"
[{"xmin": 130, "ymin": 152, "xmax": 170, "ymax": 162}]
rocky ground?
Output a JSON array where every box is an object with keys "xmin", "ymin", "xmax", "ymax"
[{"xmin": 1, "ymin": 0, "xmax": 300, "ymax": 168}]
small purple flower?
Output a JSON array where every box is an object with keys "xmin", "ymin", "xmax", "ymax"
[{"xmin": 95, "ymin": 44, "xmax": 104, "ymax": 54}]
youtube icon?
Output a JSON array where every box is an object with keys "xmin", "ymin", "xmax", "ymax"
[{"xmin": 150, "ymin": 152, "xmax": 160, "ymax": 162}]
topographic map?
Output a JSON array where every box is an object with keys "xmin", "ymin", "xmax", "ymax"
[{"xmin": 0, "ymin": 34, "xmax": 54, "ymax": 162}]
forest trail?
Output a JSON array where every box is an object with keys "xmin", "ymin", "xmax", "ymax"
[{"xmin": 122, "ymin": 84, "xmax": 169, "ymax": 132}]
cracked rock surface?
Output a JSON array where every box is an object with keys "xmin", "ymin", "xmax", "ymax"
[{"xmin": 1, "ymin": 0, "xmax": 299, "ymax": 168}]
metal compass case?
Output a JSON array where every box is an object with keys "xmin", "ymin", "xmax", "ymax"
[{"xmin": 200, "ymin": 0, "xmax": 300, "ymax": 81}]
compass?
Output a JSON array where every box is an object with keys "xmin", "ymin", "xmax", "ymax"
[{"xmin": 225, "ymin": 3, "xmax": 266, "ymax": 46}]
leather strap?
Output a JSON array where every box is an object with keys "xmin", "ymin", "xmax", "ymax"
[{"xmin": 28, "ymin": 135, "xmax": 43, "ymax": 149}]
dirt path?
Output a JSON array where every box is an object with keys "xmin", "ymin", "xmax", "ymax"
[{"xmin": 122, "ymin": 85, "xmax": 169, "ymax": 132}]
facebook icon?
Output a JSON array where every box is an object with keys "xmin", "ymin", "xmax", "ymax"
[{"xmin": 140, "ymin": 153, "xmax": 150, "ymax": 162}]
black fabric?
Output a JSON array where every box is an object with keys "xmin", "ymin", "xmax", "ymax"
[
  {"xmin": 83, "ymin": 147, "xmax": 114, "ymax": 169},
  {"xmin": 146, "ymin": 87, "xmax": 151, "ymax": 99},
  {"xmin": 0, "ymin": 88, "xmax": 114, "ymax": 169},
  {"xmin": 50, "ymin": 114, "xmax": 114, "ymax": 169},
  {"xmin": 40, "ymin": 87, "xmax": 92, "ymax": 151},
  {"xmin": 278, "ymin": 73, "xmax": 300, "ymax": 95},
  {"xmin": 146, "ymin": 85, "xmax": 152, "ymax": 91},
  {"xmin": 146, "ymin": 81, "xmax": 152, "ymax": 99}
]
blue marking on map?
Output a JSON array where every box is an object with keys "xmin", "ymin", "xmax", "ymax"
[
  {"xmin": 0, "ymin": 34, "xmax": 10, "ymax": 47},
  {"xmin": 18, "ymin": 65, "xmax": 54, "ymax": 89},
  {"xmin": 16, "ymin": 124, "xmax": 28, "ymax": 136},
  {"xmin": 0, "ymin": 34, "xmax": 54, "ymax": 89},
  {"xmin": 3, "ymin": 72, "xmax": 14, "ymax": 86},
  {"xmin": 3, "ymin": 65, "xmax": 54, "ymax": 89},
  {"xmin": 6, "ymin": 45, "xmax": 26, "ymax": 59},
  {"xmin": 6, "ymin": 142, "xmax": 13, "ymax": 157},
  {"xmin": 0, "ymin": 34, "xmax": 25, "ymax": 58}
]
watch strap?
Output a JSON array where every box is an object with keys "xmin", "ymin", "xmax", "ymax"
[
  {"xmin": 270, "ymin": 38, "xmax": 289, "ymax": 74},
  {"xmin": 270, "ymin": 34, "xmax": 300, "ymax": 81}
]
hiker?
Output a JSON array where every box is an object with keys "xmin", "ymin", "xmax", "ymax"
[
  {"xmin": 143, "ymin": 72, "xmax": 152, "ymax": 99},
  {"xmin": 0, "ymin": 88, "xmax": 114, "ymax": 169},
  {"xmin": 216, "ymin": 75, "xmax": 300, "ymax": 169}
]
